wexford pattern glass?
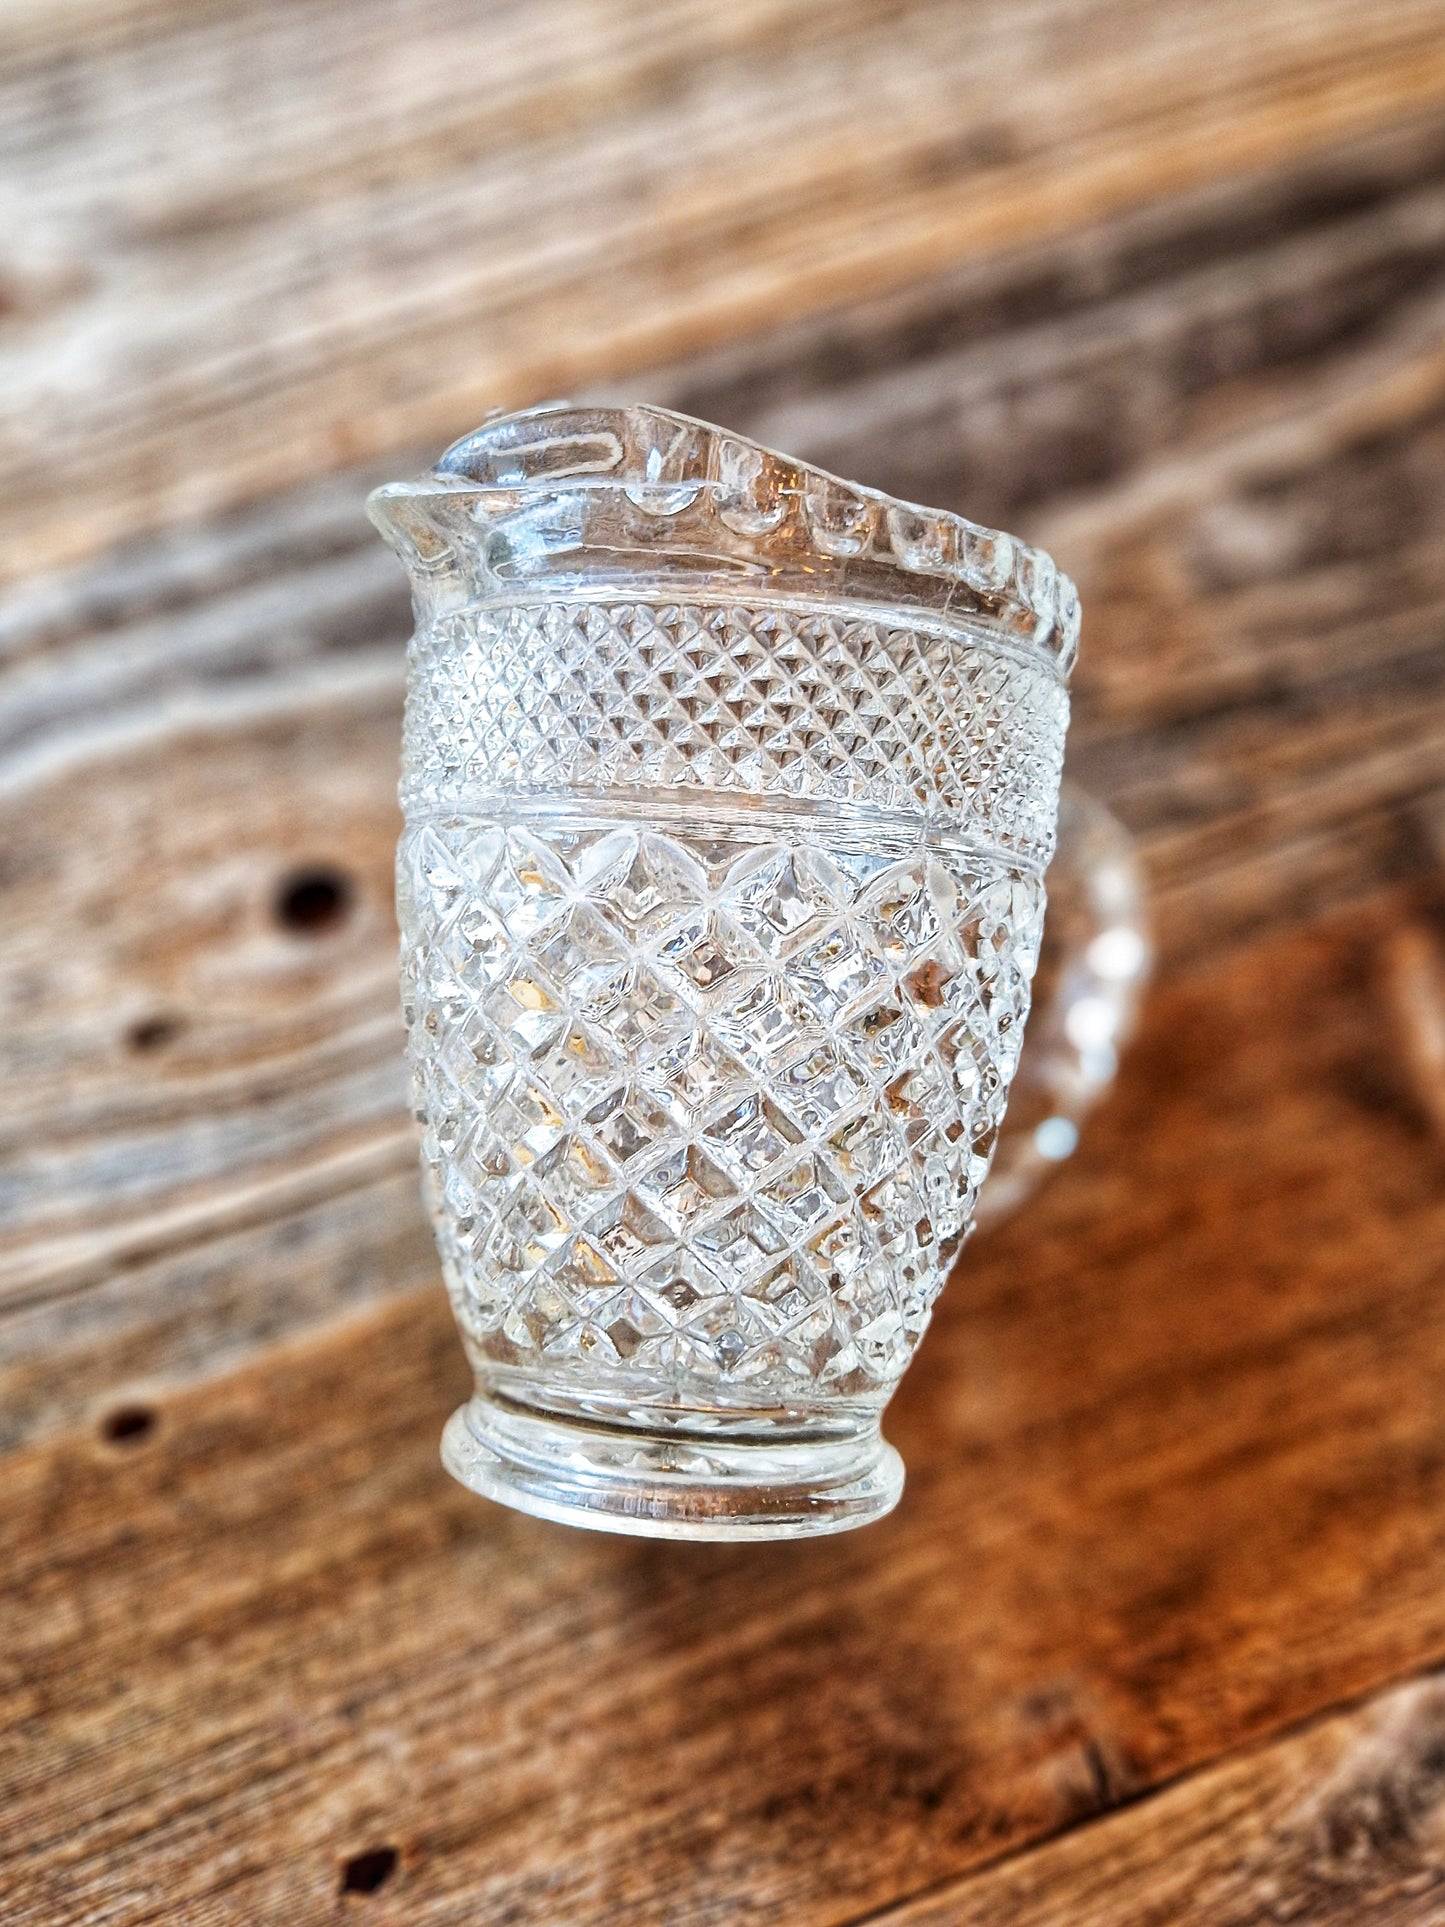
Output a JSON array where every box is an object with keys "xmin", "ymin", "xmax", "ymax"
[{"xmin": 371, "ymin": 404, "xmax": 1075, "ymax": 1539}]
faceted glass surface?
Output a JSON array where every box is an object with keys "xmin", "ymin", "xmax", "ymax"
[
  {"xmin": 372, "ymin": 403, "xmax": 1074, "ymax": 1539},
  {"xmin": 401, "ymin": 806, "xmax": 1044, "ymax": 1398}
]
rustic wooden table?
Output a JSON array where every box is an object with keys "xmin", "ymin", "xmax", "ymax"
[{"xmin": 6, "ymin": 3, "xmax": 1445, "ymax": 1921}]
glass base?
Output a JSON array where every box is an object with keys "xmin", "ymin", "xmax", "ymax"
[{"xmin": 441, "ymin": 1395, "xmax": 904, "ymax": 1541}]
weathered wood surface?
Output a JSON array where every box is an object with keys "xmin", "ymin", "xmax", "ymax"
[
  {"xmin": 880, "ymin": 1672, "xmax": 1445, "ymax": 1924},
  {"xmin": 5, "ymin": 0, "xmax": 1445, "ymax": 580},
  {"xmin": 6, "ymin": 0, "xmax": 1445, "ymax": 1920},
  {"xmin": 6, "ymin": 107, "xmax": 1445, "ymax": 1456},
  {"xmin": 9, "ymin": 900, "xmax": 1445, "ymax": 1924}
]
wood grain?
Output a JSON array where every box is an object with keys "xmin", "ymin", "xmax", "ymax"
[
  {"xmin": 6, "ymin": 893, "xmax": 1445, "ymax": 1923},
  {"xmin": 4, "ymin": 106, "xmax": 1445, "ymax": 1459},
  {"xmin": 9, "ymin": 5, "xmax": 1445, "ymax": 1918},
  {"xmin": 873, "ymin": 1672, "xmax": 1445, "ymax": 1924},
  {"xmin": 4, "ymin": 0, "xmax": 1445, "ymax": 579}
]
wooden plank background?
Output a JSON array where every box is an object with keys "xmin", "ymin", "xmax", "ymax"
[{"xmin": 4, "ymin": 1, "xmax": 1445, "ymax": 1920}]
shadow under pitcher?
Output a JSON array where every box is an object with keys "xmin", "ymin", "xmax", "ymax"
[{"xmin": 369, "ymin": 403, "xmax": 1083, "ymax": 1540}]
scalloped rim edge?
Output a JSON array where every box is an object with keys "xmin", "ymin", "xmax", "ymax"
[{"xmin": 368, "ymin": 402, "xmax": 1080, "ymax": 676}]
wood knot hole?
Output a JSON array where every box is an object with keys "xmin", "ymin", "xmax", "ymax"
[
  {"xmin": 276, "ymin": 866, "xmax": 354, "ymax": 936},
  {"xmin": 340, "ymin": 1846, "xmax": 398, "ymax": 1895},
  {"xmin": 126, "ymin": 1014, "xmax": 180, "ymax": 1054},
  {"xmin": 101, "ymin": 1403, "xmax": 157, "ymax": 1446}
]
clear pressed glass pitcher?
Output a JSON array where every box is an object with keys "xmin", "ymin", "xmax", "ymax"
[{"xmin": 369, "ymin": 403, "xmax": 1143, "ymax": 1540}]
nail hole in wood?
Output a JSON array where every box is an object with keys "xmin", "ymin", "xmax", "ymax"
[
  {"xmin": 276, "ymin": 866, "xmax": 354, "ymax": 936},
  {"xmin": 127, "ymin": 1014, "xmax": 180, "ymax": 1054},
  {"xmin": 101, "ymin": 1403, "xmax": 157, "ymax": 1446},
  {"xmin": 340, "ymin": 1846, "xmax": 398, "ymax": 1895}
]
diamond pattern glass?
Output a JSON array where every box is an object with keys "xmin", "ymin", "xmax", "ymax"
[{"xmin": 371, "ymin": 403, "xmax": 1074, "ymax": 1539}]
